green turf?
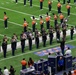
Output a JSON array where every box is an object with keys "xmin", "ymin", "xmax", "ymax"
[{"xmin": 0, "ymin": 0, "xmax": 76, "ymax": 74}]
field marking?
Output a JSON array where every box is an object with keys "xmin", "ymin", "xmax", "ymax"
[
  {"xmin": 0, "ymin": 6, "xmax": 34, "ymax": 16},
  {"xmin": 18, "ymin": 1, "xmax": 76, "ymax": 16},
  {"xmin": 0, "ymin": 38, "xmax": 76, "ymax": 62}
]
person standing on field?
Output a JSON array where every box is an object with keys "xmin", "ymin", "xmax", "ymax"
[
  {"xmin": 23, "ymin": 18, "xmax": 28, "ymax": 32},
  {"xmin": 32, "ymin": 16, "xmax": 36, "ymax": 32},
  {"xmin": 4, "ymin": 12, "xmax": 8, "ymax": 29},
  {"xmin": 57, "ymin": 1, "xmax": 61, "ymax": 14},
  {"xmin": 66, "ymin": 2, "xmax": 70, "ymax": 17},
  {"xmin": 40, "ymin": 0, "xmax": 44, "ymax": 9},
  {"xmin": 48, "ymin": 0, "xmax": 52, "ymax": 11}
]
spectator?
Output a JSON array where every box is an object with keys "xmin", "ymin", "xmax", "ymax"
[
  {"xmin": 21, "ymin": 58, "xmax": 27, "ymax": 70},
  {"xmin": 65, "ymin": 47, "xmax": 71, "ymax": 55},
  {"xmin": 68, "ymin": 71, "xmax": 72, "ymax": 75},
  {"xmin": 58, "ymin": 57, "xmax": 64, "ymax": 71},
  {"xmin": 0, "ymin": 68, "xmax": 3, "ymax": 75},
  {"xmin": 4, "ymin": 66, "xmax": 10, "ymax": 75},
  {"xmin": 28, "ymin": 57, "xmax": 34, "ymax": 67},
  {"xmin": 63, "ymin": 72, "xmax": 67, "ymax": 75},
  {"xmin": 9, "ymin": 65, "xmax": 16, "ymax": 75},
  {"xmin": 48, "ymin": 53, "xmax": 52, "ymax": 57}
]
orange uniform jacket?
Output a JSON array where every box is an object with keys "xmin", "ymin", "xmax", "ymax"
[
  {"xmin": 59, "ymin": 14, "xmax": 64, "ymax": 20},
  {"xmin": 40, "ymin": 0, "xmax": 44, "ymax": 2},
  {"xmin": 48, "ymin": 1, "xmax": 52, "ymax": 5},
  {"xmin": 66, "ymin": 5, "xmax": 70, "ymax": 9},
  {"xmin": 4, "ymin": 15, "xmax": 8, "ymax": 21},
  {"xmin": 23, "ymin": 22, "xmax": 28, "ymax": 27},
  {"xmin": 46, "ymin": 16, "xmax": 50, "ymax": 22},
  {"xmin": 32, "ymin": 20, "xmax": 36, "ymax": 25},
  {"xmin": 21, "ymin": 60, "xmax": 27, "ymax": 66},
  {"xmin": 57, "ymin": 3, "xmax": 61, "ymax": 8}
]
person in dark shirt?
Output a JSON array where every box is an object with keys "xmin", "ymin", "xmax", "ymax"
[
  {"xmin": 9, "ymin": 65, "xmax": 16, "ymax": 75},
  {"xmin": 11, "ymin": 36, "xmax": 16, "ymax": 56},
  {"xmin": 48, "ymin": 27, "xmax": 53, "ymax": 45},
  {"xmin": 13, "ymin": 33, "xmax": 18, "ymax": 50},
  {"xmin": 62, "ymin": 26, "xmax": 67, "ymax": 40},
  {"xmin": 70, "ymin": 26, "xmax": 74, "ymax": 40},
  {"xmin": 58, "ymin": 57, "xmax": 64, "ymax": 71},
  {"xmin": 56, "ymin": 28, "xmax": 60, "ymax": 42},
  {"xmin": 68, "ymin": 71, "xmax": 72, "ymax": 75},
  {"xmin": 63, "ymin": 72, "xmax": 67, "ymax": 75},
  {"xmin": 58, "ymin": 38, "xmax": 65, "ymax": 55},
  {"xmin": 2, "ymin": 39, "xmax": 7, "ymax": 58},
  {"xmin": 28, "ymin": 57, "xmax": 34, "ymax": 67},
  {"xmin": 42, "ymin": 30, "xmax": 47, "ymax": 47},
  {"xmin": 28, "ymin": 30, "xmax": 34, "ymax": 50},
  {"xmin": 35, "ymin": 29, "xmax": 40, "ymax": 49},
  {"xmin": 20, "ymin": 32, "xmax": 27, "ymax": 53}
]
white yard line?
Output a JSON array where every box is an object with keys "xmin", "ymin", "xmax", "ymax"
[
  {"xmin": 0, "ymin": 38, "xmax": 76, "ymax": 62},
  {"xmin": 0, "ymin": 6, "xmax": 34, "ymax": 16}
]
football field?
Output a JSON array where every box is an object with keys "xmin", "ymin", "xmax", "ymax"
[{"xmin": 0, "ymin": 0, "xmax": 76, "ymax": 74}]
